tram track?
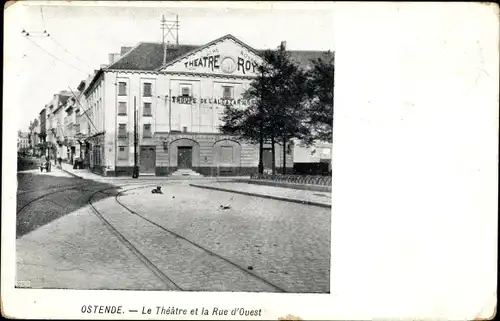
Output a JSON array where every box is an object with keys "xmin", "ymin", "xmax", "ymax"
[
  {"xmin": 16, "ymin": 186, "xmax": 97, "ymax": 216},
  {"xmin": 88, "ymin": 184, "xmax": 183, "ymax": 291},
  {"xmin": 88, "ymin": 184, "xmax": 287, "ymax": 293},
  {"xmin": 16, "ymin": 182, "xmax": 151, "ymax": 237}
]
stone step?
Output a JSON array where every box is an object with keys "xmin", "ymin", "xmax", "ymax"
[{"xmin": 170, "ymin": 169, "xmax": 203, "ymax": 177}]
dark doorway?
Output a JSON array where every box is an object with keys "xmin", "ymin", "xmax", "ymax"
[
  {"xmin": 177, "ymin": 147, "xmax": 192, "ymax": 169},
  {"xmin": 140, "ymin": 146, "xmax": 156, "ymax": 173},
  {"xmin": 263, "ymin": 148, "xmax": 273, "ymax": 170}
]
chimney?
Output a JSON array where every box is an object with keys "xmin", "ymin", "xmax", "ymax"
[
  {"xmin": 108, "ymin": 53, "xmax": 121, "ymax": 65},
  {"xmin": 120, "ymin": 46, "xmax": 132, "ymax": 56}
]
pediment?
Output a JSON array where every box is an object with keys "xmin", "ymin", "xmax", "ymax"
[{"xmin": 159, "ymin": 35, "xmax": 263, "ymax": 77}]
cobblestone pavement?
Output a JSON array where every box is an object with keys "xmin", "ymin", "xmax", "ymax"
[
  {"xmin": 16, "ymin": 205, "xmax": 170, "ymax": 290},
  {"xmin": 16, "ymin": 159, "xmax": 331, "ymax": 292},
  {"xmin": 119, "ymin": 185, "xmax": 331, "ymax": 293},
  {"xmin": 93, "ymin": 193, "xmax": 284, "ymax": 292}
]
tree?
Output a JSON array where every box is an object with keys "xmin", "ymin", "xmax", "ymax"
[
  {"xmin": 220, "ymin": 48, "xmax": 313, "ymax": 174},
  {"xmin": 220, "ymin": 57, "xmax": 275, "ymax": 174},
  {"xmin": 305, "ymin": 53, "xmax": 335, "ymax": 143},
  {"xmin": 272, "ymin": 51, "xmax": 312, "ymax": 173}
]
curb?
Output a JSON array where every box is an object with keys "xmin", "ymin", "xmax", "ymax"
[
  {"xmin": 242, "ymin": 179, "xmax": 331, "ymax": 193},
  {"xmin": 189, "ymin": 183, "xmax": 331, "ymax": 209},
  {"xmin": 59, "ymin": 167, "xmax": 83, "ymax": 179}
]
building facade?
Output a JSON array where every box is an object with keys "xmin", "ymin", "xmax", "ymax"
[
  {"xmin": 39, "ymin": 108, "xmax": 47, "ymax": 147},
  {"xmin": 82, "ymin": 34, "xmax": 331, "ymax": 177},
  {"xmin": 45, "ymin": 91, "xmax": 72, "ymax": 160},
  {"xmin": 74, "ymin": 79, "xmax": 92, "ymax": 166},
  {"xmin": 17, "ymin": 131, "xmax": 30, "ymax": 151},
  {"xmin": 28, "ymin": 119, "xmax": 41, "ymax": 155}
]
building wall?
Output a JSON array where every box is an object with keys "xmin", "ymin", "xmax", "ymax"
[
  {"xmin": 85, "ymin": 73, "xmax": 106, "ymax": 173},
  {"xmin": 39, "ymin": 109, "xmax": 46, "ymax": 141},
  {"xmin": 293, "ymin": 142, "xmax": 332, "ymax": 163},
  {"xmin": 95, "ymin": 69, "xmax": 294, "ymax": 176},
  {"xmin": 17, "ymin": 132, "xmax": 30, "ymax": 151},
  {"xmin": 90, "ymin": 37, "xmax": 297, "ymax": 176}
]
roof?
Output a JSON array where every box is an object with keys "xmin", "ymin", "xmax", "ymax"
[
  {"xmin": 106, "ymin": 34, "xmax": 333, "ymax": 71},
  {"xmin": 52, "ymin": 94, "xmax": 71, "ymax": 114},
  {"xmin": 107, "ymin": 43, "xmax": 199, "ymax": 71},
  {"xmin": 287, "ymin": 50, "xmax": 334, "ymax": 69}
]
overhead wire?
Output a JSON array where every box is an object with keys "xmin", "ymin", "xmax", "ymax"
[
  {"xmin": 67, "ymin": 85, "xmax": 100, "ymax": 135},
  {"xmin": 40, "ymin": 6, "xmax": 47, "ymax": 32},
  {"xmin": 24, "ymin": 36, "xmax": 88, "ymax": 74},
  {"xmin": 49, "ymin": 36, "xmax": 94, "ymax": 69},
  {"xmin": 38, "ymin": 6, "xmax": 94, "ymax": 70}
]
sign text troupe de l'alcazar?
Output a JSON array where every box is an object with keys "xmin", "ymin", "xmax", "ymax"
[
  {"xmin": 183, "ymin": 47, "xmax": 260, "ymax": 75},
  {"xmin": 170, "ymin": 95, "xmax": 258, "ymax": 106}
]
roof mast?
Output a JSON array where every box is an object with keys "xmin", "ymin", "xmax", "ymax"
[{"xmin": 160, "ymin": 14, "xmax": 180, "ymax": 65}]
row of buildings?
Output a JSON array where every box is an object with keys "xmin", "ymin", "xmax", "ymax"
[
  {"xmin": 28, "ymin": 34, "xmax": 333, "ymax": 177},
  {"xmin": 17, "ymin": 131, "xmax": 30, "ymax": 152}
]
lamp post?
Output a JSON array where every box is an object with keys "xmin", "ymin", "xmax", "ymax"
[
  {"xmin": 158, "ymin": 89, "xmax": 172, "ymax": 175},
  {"xmin": 132, "ymin": 96, "xmax": 139, "ymax": 178}
]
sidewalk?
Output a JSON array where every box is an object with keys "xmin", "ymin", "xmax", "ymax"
[
  {"xmin": 59, "ymin": 162, "xmax": 250, "ymax": 182},
  {"xmin": 190, "ymin": 182, "xmax": 332, "ymax": 208},
  {"xmin": 59, "ymin": 162, "xmax": 106, "ymax": 180}
]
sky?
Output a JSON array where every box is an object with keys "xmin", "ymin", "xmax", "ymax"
[{"xmin": 4, "ymin": 1, "xmax": 334, "ymax": 132}]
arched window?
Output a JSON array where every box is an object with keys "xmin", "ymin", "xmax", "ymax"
[{"xmin": 213, "ymin": 139, "xmax": 241, "ymax": 166}]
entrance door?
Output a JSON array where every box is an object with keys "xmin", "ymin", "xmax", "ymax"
[
  {"xmin": 140, "ymin": 146, "xmax": 156, "ymax": 173},
  {"xmin": 262, "ymin": 148, "xmax": 273, "ymax": 173},
  {"xmin": 177, "ymin": 147, "xmax": 192, "ymax": 169}
]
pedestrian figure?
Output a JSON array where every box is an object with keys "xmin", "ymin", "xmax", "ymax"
[
  {"xmin": 40, "ymin": 157, "xmax": 51, "ymax": 172},
  {"xmin": 58, "ymin": 157, "xmax": 62, "ymax": 167}
]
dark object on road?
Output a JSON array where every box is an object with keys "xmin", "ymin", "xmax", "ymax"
[
  {"xmin": 247, "ymin": 266, "xmax": 253, "ymax": 270},
  {"xmin": 220, "ymin": 205, "xmax": 231, "ymax": 210},
  {"xmin": 73, "ymin": 158, "xmax": 83, "ymax": 169},
  {"xmin": 151, "ymin": 186, "xmax": 163, "ymax": 194},
  {"xmin": 40, "ymin": 159, "xmax": 51, "ymax": 172},
  {"xmin": 172, "ymin": 196, "xmax": 175, "ymax": 198}
]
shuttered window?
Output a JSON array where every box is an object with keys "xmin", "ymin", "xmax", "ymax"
[
  {"xmin": 118, "ymin": 102, "xmax": 127, "ymax": 115},
  {"xmin": 118, "ymin": 124, "xmax": 127, "ymax": 138},
  {"xmin": 143, "ymin": 83, "xmax": 152, "ymax": 97},
  {"xmin": 118, "ymin": 146, "xmax": 128, "ymax": 160},
  {"xmin": 143, "ymin": 124, "xmax": 152, "ymax": 138},
  {"xmin": 118, "ymin": 82, "xmax": 127, "ymax": 96},
  {"xmin": 220, "ymin": 146, "xmax": 233, "ymax": 163},
  {"xmin": 143, "ymin": 103, "xmax": 152, "ymax": 116},
  {"xmin": 222, "ymin": 86, "xmax": 233, "ymax": 99}
]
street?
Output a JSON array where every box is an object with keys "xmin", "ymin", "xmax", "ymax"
[{"xmin": 16, "ymin": 157, "xmax": 331, "ymax": 293}]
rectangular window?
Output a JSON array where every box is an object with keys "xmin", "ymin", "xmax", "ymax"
[
  {"xmin": 143, "ymin": 83, "xmax": 152, "ymax": 97},
  {"xmin": 118, "ymin": 146, "xmax": 128, "ymax": 160},
  {"xmin": 118, "ymin": 102, "xmax": 127, "ymax": 115},
  {"xmin": 143, "ymin": 102, "xmax": 152, "ymax": 116},
  {"xmin": 118, "ymin": 82, "xmax": 127, "ymax": 96},
  {"xmin": 222, "ymin": 86, "xmax": 234, "ymax": 99},
  {"xmin": 118, "ymin": 124, "xmax": 127, "ymax": 138},
  {"xmin": 221, "ymin": 146, "xmax": 234, "ymax": 163},
  {"xmin": 180, "ymin": 85, "xmax": 191, "ymax": 97},
  {"xmin": 143, "ymin": 124, "xmax": 151, "ymax": 138}
]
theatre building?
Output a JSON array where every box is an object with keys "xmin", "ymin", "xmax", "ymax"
[{"xmin": 83, "ymin": 34, "xmax": 331, "ymax": 176}]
